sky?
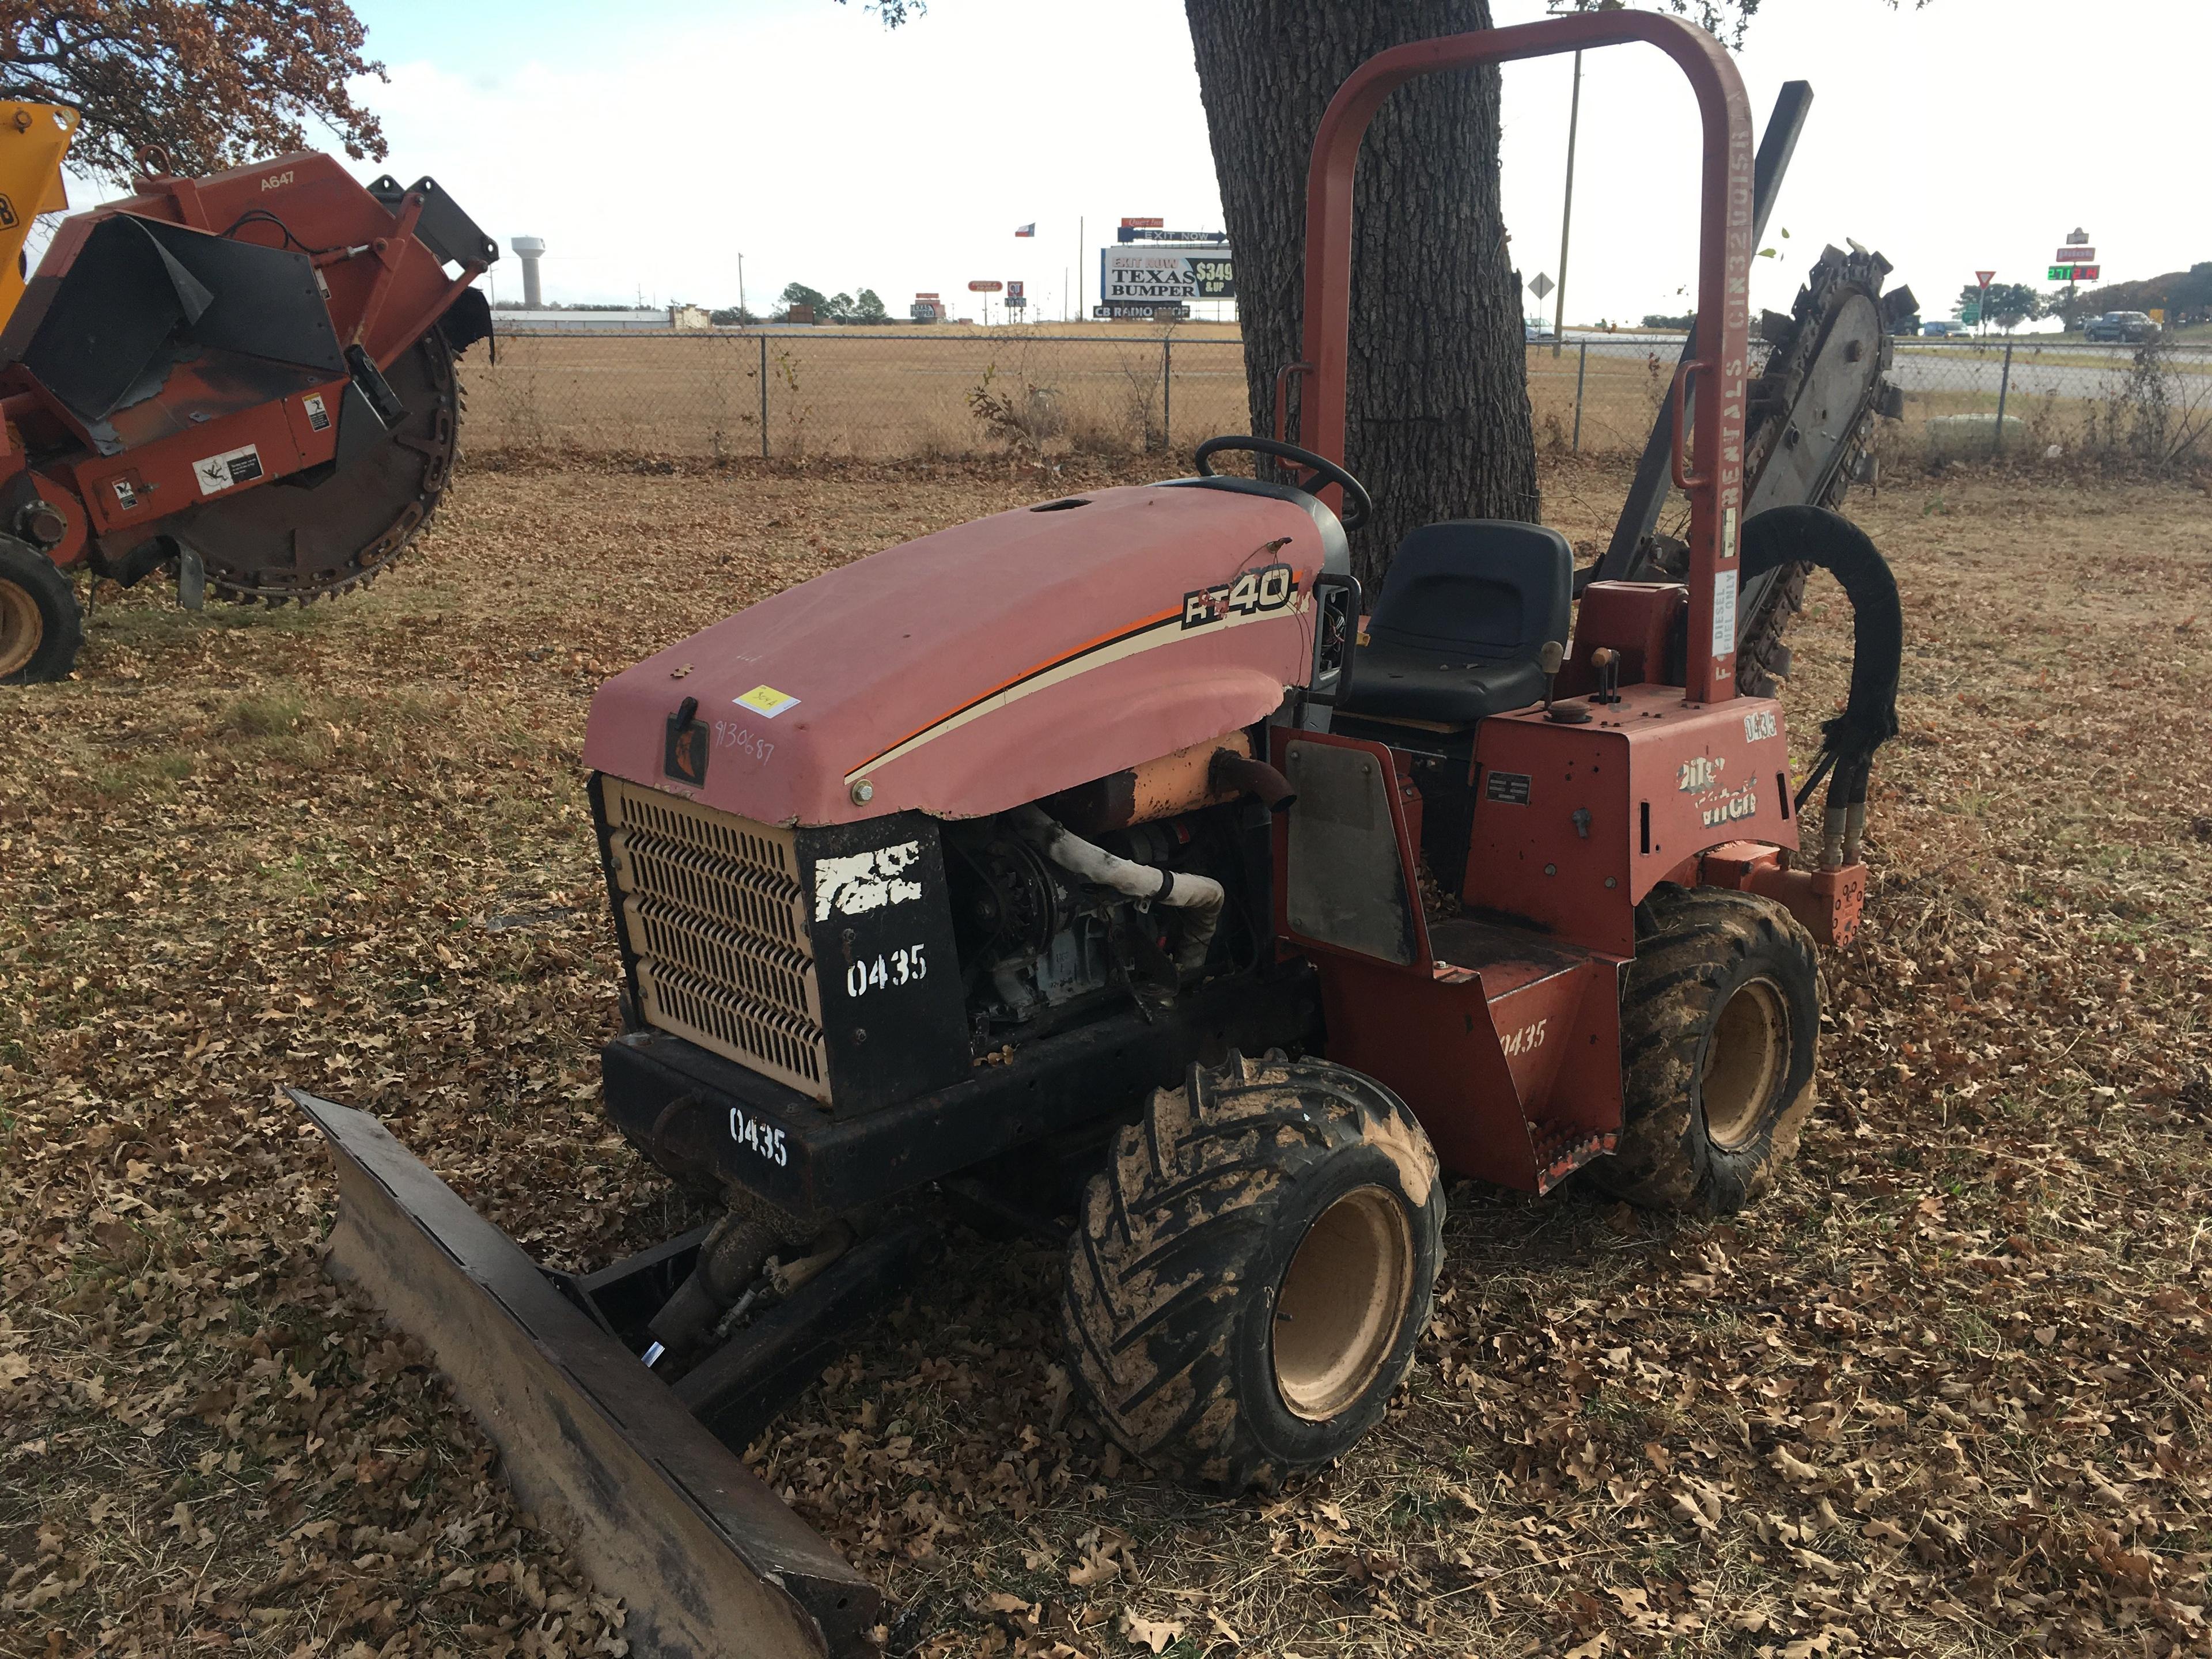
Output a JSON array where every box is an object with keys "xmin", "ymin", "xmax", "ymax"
[{"xmin": 118, "ymin": 0, "xmax": 2207, "ymax": 329}]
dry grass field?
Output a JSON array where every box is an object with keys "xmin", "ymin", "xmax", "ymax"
[
  {"xmin": 460, "ymin": 334, "xmax": 1678, "ymax": 463},
  {"xmin": 5, "ymin": 453, "xmax": 2212, "ymax": 1658},
  {"xmin": 461, "ymin": 330, "xmax": 2211, "ymax": 479}
]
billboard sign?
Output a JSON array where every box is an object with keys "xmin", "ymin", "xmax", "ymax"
[
  {"xmin": 1007, "ymin": 279, "xmax": 1024, "ymax": 297},
  {"xmin": 2054, "ymin": 247, "xmax": 2096, "ymax": 263},
  {"xmin": 968, "ymin": 279, "xmax": 1003, "ymax": 292},
  {"xmin": 1100, "ymin": 246, "xmax": 1234, "ymax": 304},
  {"xmin": 2048, "ymin": 264, "xmax": 2101, "ymax": 282}
]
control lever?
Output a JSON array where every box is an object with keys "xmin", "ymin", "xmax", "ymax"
[{"xmin": 1540, "ymin": 640, "xmax": 1593, "ymax": 725}]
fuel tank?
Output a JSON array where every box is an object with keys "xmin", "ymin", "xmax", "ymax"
[{"xmin": 584, "ymin": 479, "xmax": 1348, "ymax": 827}]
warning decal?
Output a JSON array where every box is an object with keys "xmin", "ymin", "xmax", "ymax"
[
  {"xmin": 193, "ymin": 445, "xmax": 265, "ymax": 495},
  {"xmin": 1711, "ymin": 567, "xmax": 1737, "ymax": 657},
  {"xmin": 734, "ymin": 684, "xmax": 800, "ymax": 719}
]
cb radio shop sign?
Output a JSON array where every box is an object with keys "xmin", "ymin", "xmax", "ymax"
[{"xmin": 1100, "ymin": 245, "xmax": 1235, "ymax": 304}]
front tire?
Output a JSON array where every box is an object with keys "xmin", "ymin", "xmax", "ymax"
[
  {"xmin": 1587, "ymin": 885, "xmax": 1821, "ymax": 1215},
  {"xmin": 1063, "ymin": 1054, "xmax": 1443, "ymax": 1491},
  {"xmin": 0, "ymin": 540, "xmax": 81, "ymax": 684}
]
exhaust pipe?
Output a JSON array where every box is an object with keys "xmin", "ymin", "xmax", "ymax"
[{"xmin": 1209, "ymin": 748, "xmax": 1297, "ymax": 814}]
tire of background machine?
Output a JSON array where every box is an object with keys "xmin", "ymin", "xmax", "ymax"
[
  {"xmin": 1062, "ymin": 1053, "xmax": 1444, "ymax": 1492},
  {"xmin": 0, "ymin": 540, "xmax": 82, "ymax": 684},
  {"xmin": 1585, "ymin": 884, "xmax": 1821, "ymax": 1215}
]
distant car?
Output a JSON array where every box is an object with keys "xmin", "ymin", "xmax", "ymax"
[
  {"xmin": 1524, "ymin": 320, "xmax": 1555, "ymax": 342},
  {"xmin": 1921, "ymin": 320, "xmax": 1972, "ymax": 337},
  {"xmin": 2083, "ymin": 310, "xmax": 2160, "ymax": 343}
]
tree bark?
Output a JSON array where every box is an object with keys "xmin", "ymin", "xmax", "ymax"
[{"xmin": 1184, "ymin": 0, "xmax": 1539, "ymax": 591}]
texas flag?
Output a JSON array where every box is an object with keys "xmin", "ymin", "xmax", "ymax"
[{"xmin": 1014, "ymin": 222, "xmax": 1035, "ymax": 237}]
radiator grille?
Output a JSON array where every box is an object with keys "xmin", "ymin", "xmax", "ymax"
[{"xmin": 599, "ymin": 777, "xmax": 828, "ymax": 1101}]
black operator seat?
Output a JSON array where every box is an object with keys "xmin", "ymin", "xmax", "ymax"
[{"xmin": 1339, "ymin": 520, "xmax": 1573, "ymax": 724}]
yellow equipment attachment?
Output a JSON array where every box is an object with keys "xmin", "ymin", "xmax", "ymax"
[{"xmin": 0, "ymin": 103, "xmax": 75, "ymax": 329}]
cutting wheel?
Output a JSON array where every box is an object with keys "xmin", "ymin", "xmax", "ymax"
[{"xmin": 162, "ymin": 328, "xmax": 461, "ymax": 605}]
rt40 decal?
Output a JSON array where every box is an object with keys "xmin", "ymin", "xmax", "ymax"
[{"xmin": 1183, "ymin": 562, "xmax": 1297, "ymax": 630}]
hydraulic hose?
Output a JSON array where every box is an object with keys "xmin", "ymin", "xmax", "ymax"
[
  {"xmin": 1010, "ymin": 805, "xmax": 1225, "ymax": 974},
  {"xmin": 1739, "ymin": 505, "xmax": 1902, "ymax": 869}
]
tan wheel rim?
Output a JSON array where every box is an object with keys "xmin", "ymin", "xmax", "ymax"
[
  {"xmin": 0, "ymin": 577, "xmax": 42, "ymax": 679},
  {"xmin": 1272, "ymin": 1185, "xmax": 1414, "ymax": 1421},
  {"xmin": 1702, "ymin": 976, "xmax": 1790, "ymax": 1147}
]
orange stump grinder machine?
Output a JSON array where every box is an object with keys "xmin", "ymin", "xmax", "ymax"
[
  {"xmin": 0, "ymin": 143, "xmax": 495, "ymax": 681},
  {"xmin": 299, "ymin": 14, "xmax": 1902, "ymax": 1655}
]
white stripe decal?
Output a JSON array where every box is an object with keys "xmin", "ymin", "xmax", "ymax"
[{"xmin": 844, "ymin": 597, "xmax": 1306, "ymax": 786}]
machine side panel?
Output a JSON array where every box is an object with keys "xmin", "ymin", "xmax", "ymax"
[
  {"xmin": 1466, "ymin": 685, "xmax": 1796, "ymax": 955},
  {"xmin": 797, "ymin": 815, "xmax": 971, "ymax": 1118},
  {"xmin": 1309, "ymin": 943, "xmax": 1619, "ymax": 1194},
  {"xmin": 1623, "ymin": 692, "xmax": 1797, "ymax": 894},
  {"xmin": 1464, "ymin": 721, "xmax": 1634, "ymax": 956},
  {"xmin": 1270, "ymin": 729, "xmax": 1431, "ymax": 971},
  {"xmin": 1312, "ymin": 961, "xmax": 1537, "ymax": 1191}
]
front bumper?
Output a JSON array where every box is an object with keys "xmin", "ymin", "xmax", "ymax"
[{"xmin": 603, "ymin": 966, "xmax": 1323, "ymax": 1223}]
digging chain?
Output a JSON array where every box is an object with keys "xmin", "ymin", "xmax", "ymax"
[
  {"xmin": 1730, "ymin": 247, "xmax": 1896, "ymax": 696},
  {"xmin": 204, "ymin": 332, "xmax": 463, "ymax": 608}
]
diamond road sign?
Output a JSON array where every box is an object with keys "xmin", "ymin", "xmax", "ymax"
[{"xmin": 1528, "ymin": 272, "xmax": 1555, "ymax": 301}]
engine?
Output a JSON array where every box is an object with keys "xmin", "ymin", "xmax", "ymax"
[
  {"xmin": 945, "ymin": 805, "xmax": 1256, "ymax": 1045},
  {"xmin": 590, "ymin": 736, "xmax": 1283, "ymax": 1127}
]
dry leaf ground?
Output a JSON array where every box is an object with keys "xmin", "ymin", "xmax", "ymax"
[{"xmin": 4, "ymin": 454, "xmax": 2210, "ymax": 1658}]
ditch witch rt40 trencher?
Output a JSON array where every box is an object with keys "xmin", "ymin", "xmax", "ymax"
[{"xmin": 294, "ymin": 13, "xmax": 1903, "ymax": 1654}]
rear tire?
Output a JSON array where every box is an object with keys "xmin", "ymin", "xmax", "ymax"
[
  {"xmin": 1063, "ymin": 1054, "xmax": 1443, "ymax": 1491},
  {"xmin": 0, "ymin": 540, "xmax": 82, "ymax": 684},
  {"xmin": 1586, "ymin": 885, "xmax": 1820, "ymax": 1215}
]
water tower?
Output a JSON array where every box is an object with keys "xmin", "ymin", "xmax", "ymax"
[{"xmin": 510, "ymin": 236, "xmax": 546, "ymax": 308}]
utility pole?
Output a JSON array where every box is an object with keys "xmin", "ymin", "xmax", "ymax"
[
  {"xmin": 1078, "ymin": 217, "xmax": 1085, "ymax": 320},
  {"xmin": 1552, "ymin": 50, "xmax": 1581, "ymax": 357},
  {"xmin": 737, "ymin": 251, "xmax": 745, "ymax": 321}
]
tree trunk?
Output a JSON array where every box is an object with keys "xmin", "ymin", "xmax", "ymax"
[{"xmin": 1184, "ymin": 0, "xmax": 1539, "ymax": 592}]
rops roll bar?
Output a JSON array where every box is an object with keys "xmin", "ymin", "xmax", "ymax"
[{"xmin": 1281, "ymin": 13, "xmax": 1754, "ymax": 702}]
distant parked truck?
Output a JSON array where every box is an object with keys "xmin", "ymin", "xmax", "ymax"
[{"xmin": 2083, "ymin": 310, "xmax": 2160, "ymax": 343}]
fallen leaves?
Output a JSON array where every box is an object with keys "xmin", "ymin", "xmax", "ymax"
[
  {"xmin": 4, "ymin": 461, "xmax": 2212, "ymax": 1657},
  {"xmin": 1118, "ymin": 1609, "xmax": 1184, "ymax": 1653}
]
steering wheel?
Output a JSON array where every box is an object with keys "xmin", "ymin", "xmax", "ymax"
[{"xmin": 1193, "ymin": 435, "xmax": 1373, "ymax": 532}]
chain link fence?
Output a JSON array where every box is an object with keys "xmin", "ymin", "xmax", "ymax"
[{"xmin": 460, "ymin": 328, "xmax": 2212, "ymax": 472}]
